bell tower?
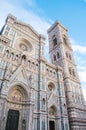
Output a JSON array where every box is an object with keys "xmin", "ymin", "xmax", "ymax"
[{"xmin": 47, "ymin": 21, "xmax": 85, "ymax": 129}]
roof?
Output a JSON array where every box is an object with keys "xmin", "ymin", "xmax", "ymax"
[{"xmin": 47, "ymin": 21, "xmax": 68, "ymax": 33}]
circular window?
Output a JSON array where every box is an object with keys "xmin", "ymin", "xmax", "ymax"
[
  {"xmin": 48, "ymin": 85, "xmax": 53, "ymax": 91},
  {"xmin": 48, "ymin": 83, "xmax": 55, "ymax": 91},
  {"xmin": 20, "ymin": 44, "xmax": 27, "ymax": 51},
  {"xmin": 16, "ymin": 38, "xmax": 33, "ymax": 53}
]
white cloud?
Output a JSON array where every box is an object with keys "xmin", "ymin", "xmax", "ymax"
[
  {"xmin": 78, "ymin": 71, "xmax": 86, "ymax": 82},
  {"xmin": 70, "ymin": 38, "xmax": 86, "ymax": 54},
  {"xmin": 0, "ymin": 0, "xmax": 51, "ymax": 36},
  {"xmin": 77, "ymin": 61, "xmax": 86, "ymax": 83},
  {"xmin": 72, "ymin": 45, "xmax": 86, "ymax": 54},
  {"xmin": 70, "ymin": 38, "xmax": 86, "ymax": 99}
]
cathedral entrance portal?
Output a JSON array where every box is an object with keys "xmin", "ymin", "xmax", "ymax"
[
  {"xmin": 48, "ymin": 105, "xmax": 57, "ymax": 130},
  {"xmin": 49, "ymin": 121, "xmax": 55, "ymax": 130},
  {"xmin": 5, "ymin": 109, "xmax": 19, "ymax": 130}
]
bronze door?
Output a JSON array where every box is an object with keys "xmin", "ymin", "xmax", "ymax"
[
  {"xmin": 49, "ymin": 121, "xmax": 55, "ymax": 130},
  {"xmin": 5, "ymin": 109, "xmax": 19, "ymax": 130}
]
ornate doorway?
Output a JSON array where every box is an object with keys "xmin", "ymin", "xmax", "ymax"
[{"xmin": 5, "ymin": 109, "xmax": 19, "ymax": 130}]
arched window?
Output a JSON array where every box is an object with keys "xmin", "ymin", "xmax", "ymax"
[
  {"xmin": 63, "ymin": 35, "xmax": 67, "ymax": 45},
  {"xmin": 66, "ymin": 52, "xmax": 68, "ymax": 58},
  {"xmin": 22, "ymin": 55, "xmax": 26, "ymax": 60},
  {"xmin": 69, "ymin": 68, "xmax": 72, "ymax": 75},
  {"xmin": 16, "ymin": 54, "xmax": 18, "ymax": 60},
  {"xmin": 53, "ymin": 55, "xmax": 56, "ymax": 61},
  {"xmin": 69, "ymin": 54, "xmax": 71, "ymax": 60},
  {"xmin": 52, "ymin": 35, "xmax": 57, "ymax": 46},
  {"xmin": 57, "ymin": 52, "xmax": 60, "ymax": 58},
  {"xmin": 5, "ymin": 50, "xmax": 11, "ymax": 58},
  {"xmin": 49, "ymin": 106, "xmax": 57, "ymax": 116},
  {"xmin": 11, "ymin": 52, "xmax": 15, "ymax": 60}
]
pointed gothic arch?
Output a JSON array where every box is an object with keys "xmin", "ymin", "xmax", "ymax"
[
  {"xmin": 48, "ymin": 105, "xmax": 57, "ymax": 130},
  {"xmin": 7, "ymin": 84, "xmax": 28, "ymax": 102},
  {"xmin": 49, "ymin": 105, "xmax": 57, "ymax": 116},
  {"xmin": 7, "ymin": 81, "xmax": 29, "ymax": 99},
  {"xmin": 5, "ymin": 83, "xmax": 30, "ymax": 130}
]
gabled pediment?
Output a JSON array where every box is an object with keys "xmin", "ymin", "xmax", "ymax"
[
  {"xmin": 48, "ymin": 93, "xmax": 57, "ymax": 108},
  {"xmin": 7, "ymin": 14, "xmax": 45, "ymax": 40},
  {"xmin": 14, "ymin": 20, "xmax": 39, "ymax": 39},
  {"xmin": 9, "ymin": 65, "xmax": 29, "ymax": 86}
]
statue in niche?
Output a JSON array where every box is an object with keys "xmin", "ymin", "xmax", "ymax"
[
  {"xmin": 42, "ymin": 98, "xmax": 45, "ymax": 109},
  {"xmin": 29, "ymin": 73, "xmax": 34, "ymax": 86},
  {"xmin": 22, "ymin": 119, "xmax": 26, "ymax": 130}
]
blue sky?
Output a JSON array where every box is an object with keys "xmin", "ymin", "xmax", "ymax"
[{"xmin": 0, "ymin": 0, "xmax": 86, "ymax": 99}]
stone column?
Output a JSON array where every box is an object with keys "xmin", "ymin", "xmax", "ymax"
[{"xmin": 27, "ymin": 87, "xmax": 34, "ymax": 130}]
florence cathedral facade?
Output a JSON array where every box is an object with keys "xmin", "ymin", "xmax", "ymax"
[{"xmin": 0, "ymin": 14, "xmax": 86, "ymax": 130}]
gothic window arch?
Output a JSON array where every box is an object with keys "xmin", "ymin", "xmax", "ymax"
[
  {"xmin": 63, "ymin": 35, "xmax": 68, "ymax": 46},
  {"xmin": 52, "ymin": 35, "xmax": 57, "ymax": 46},
  {"xmin": 8, "ymin": 85, "xmax": 28, "ymax": 103},
  {"xmin": 15, "ymin": 54, "xmax": 18, "ymax": 61},
  {"xmin": 66, "ymin": 51, "xmax": 72, "ymax": 61},
  {"xmin": 5, "ymin": 50, "xmax": 11, "ymax": 58},
  {"xmin": 57, "ymin": 52, "xmax": 60, "ymax": 58},
  {"xmin": 69, "ymin": 54, "xmax": 72, "ymax": 60},
  {"xmin": 66, "ymin": 52, "xmax": 68, "ymax": 58},
  {"xmin": 49, "ymin": 106, "xmax": 57, "ymax": 116},
  {"xmin": 11, "ymin": 52, "xmax": 15, "ymax": 60},
  {"xmin": 22, "ymin": 55, "xmax": 26, "ymax": 60},
  {"xmin": 53, "ymin": 54, "xmax": 56, "ymax": 61},
  {"xmin": 69, "ymin": 67, "xmax": 72, "ymax": 75}
]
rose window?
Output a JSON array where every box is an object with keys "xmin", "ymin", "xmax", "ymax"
[{"xmin": 20, "ymin": 44, "xmax": 27, "ymax": 51}]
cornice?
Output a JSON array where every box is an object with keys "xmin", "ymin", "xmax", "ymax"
[{"xmin": 47, "ymin": 21, "xmax": 68, "ymax": 33}]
